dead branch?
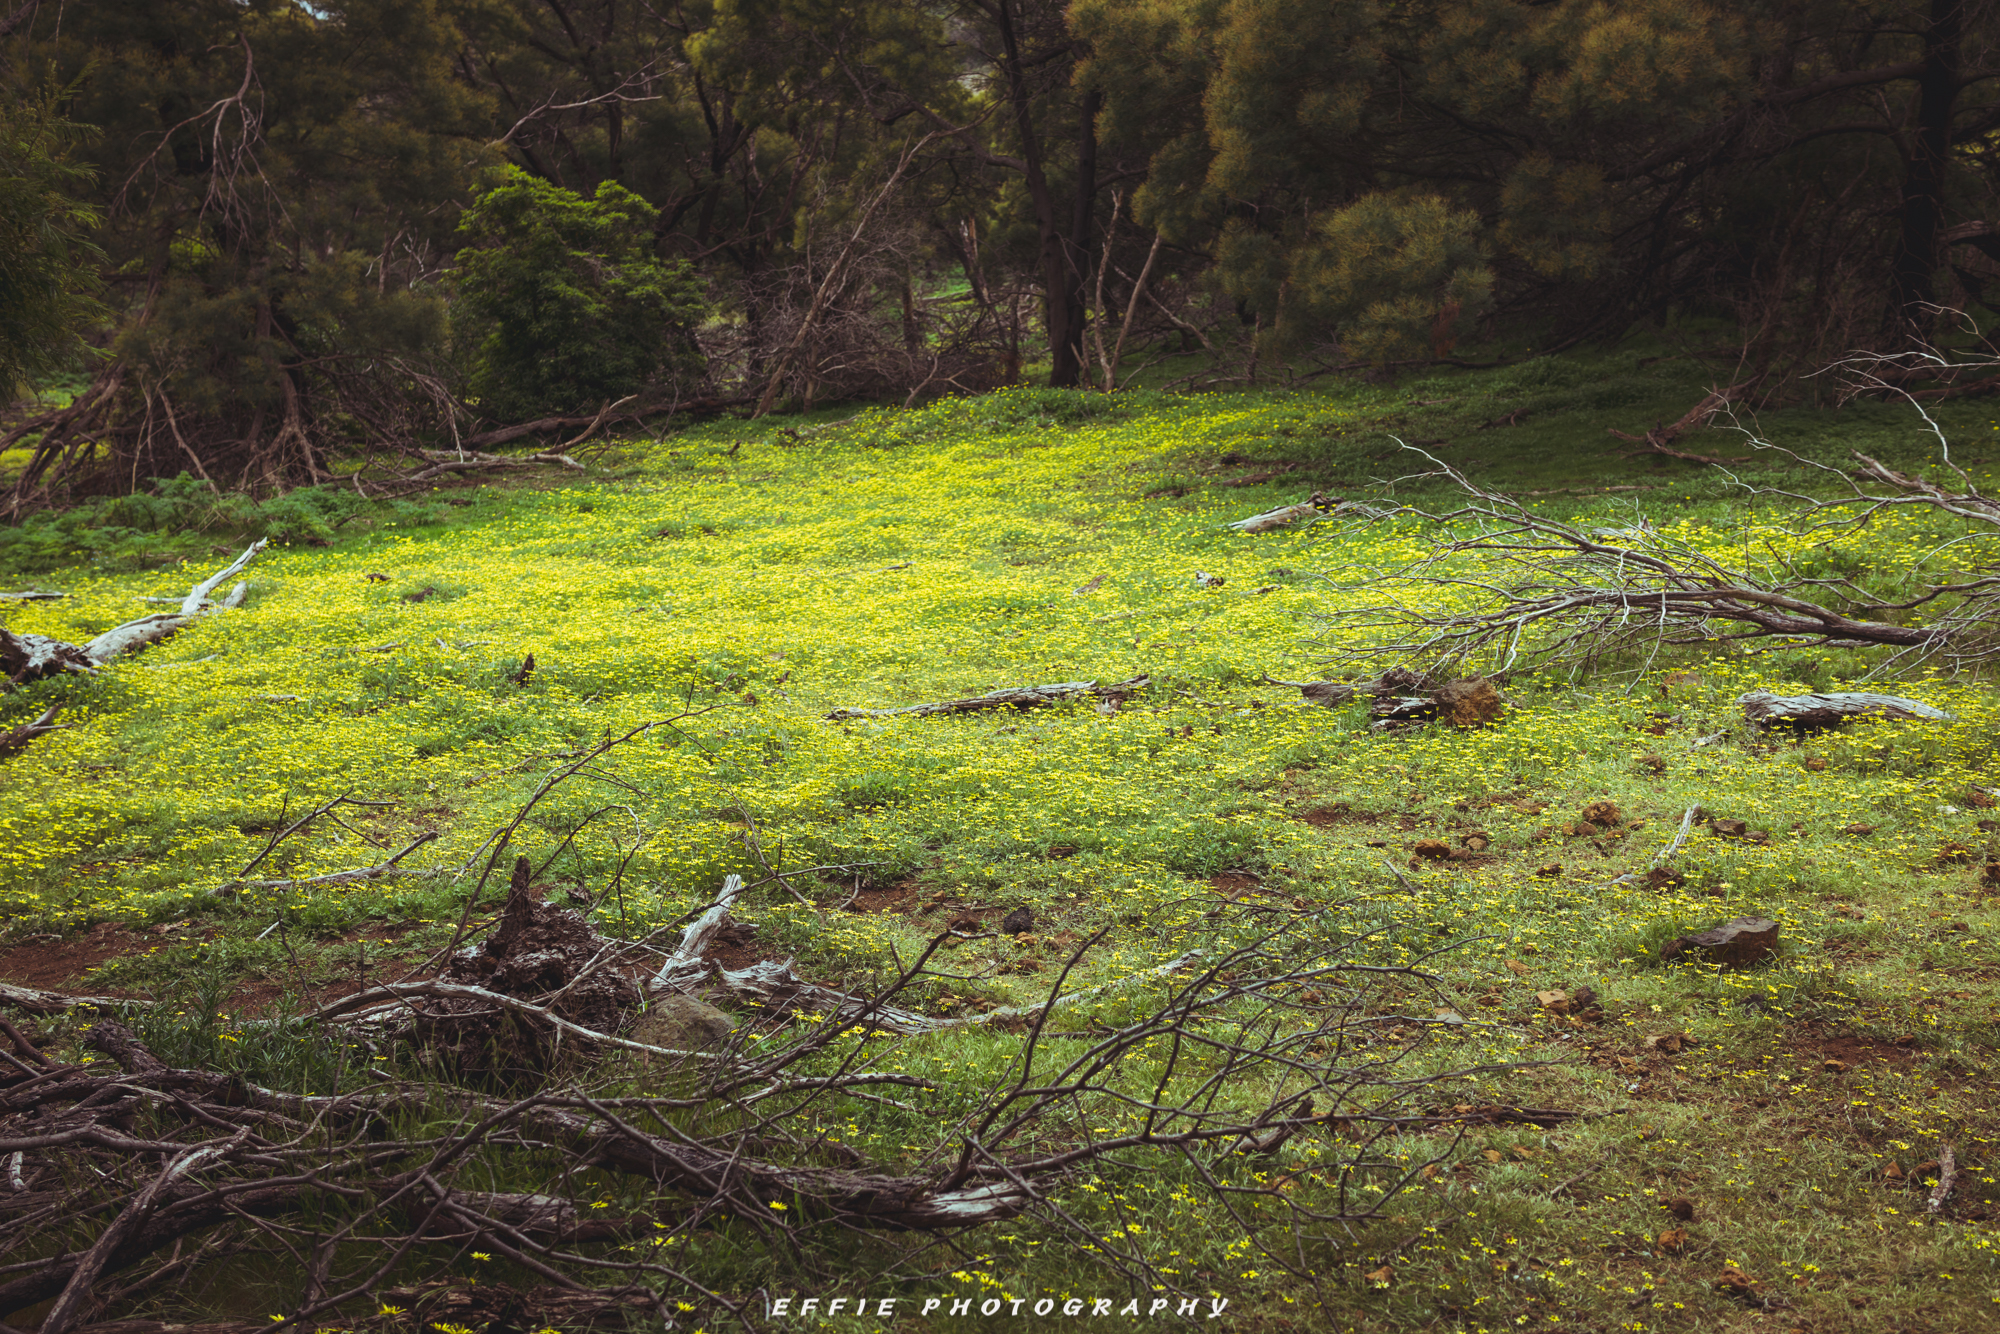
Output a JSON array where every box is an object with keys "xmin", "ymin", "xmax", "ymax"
[
  {"xmin": 1226, "ymin": 492, "xmax": 1338, "ymax": 533},
  {"xmin": 0, "ymin": 706, "xmax": 65, "ymax": 758},
  {"xmin": 1311, "ymin": 447, "xmax": 1987, "ymax": 681},
  {"xmin": 1607, "ymin": 380, "xmax": 1759, "ymax": 464},
  {"xmin": 826, "ymin": 676, "xmax": 1149, "ymax": 721},
  {"xmin": 2, "ymin": 542, "xmax": 266, "ymax": 690},
  {"xmin": 1738, "ymin": 690, "xmax": 1951, "ymax": 727}
]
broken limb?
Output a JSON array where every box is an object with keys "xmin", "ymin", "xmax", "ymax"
[
  {"xmin": 1311, "ymin": 448, "xmax": 1973, "ymax": 681},
  {"xmin": 827, "ymin": 676, "xmax": 1149, "ymax": 720},
  {"xmin": 1, "ymin": 541, "xmax": 266, "ymax": 686},
  {"xmin": 1225, "ymin": 492, "xmax": 1338, "ymax": 533},
  {"xmin": 1738, "ymin": 690, "xmax": 1952, "ymax": 727},
  {"xmin": 0, "ymin": 706, "xmax": 64, "ymax": 758},
  {"xmin": 1607, "ymin": 380, "xmax": 1757, "ymax": 464}
]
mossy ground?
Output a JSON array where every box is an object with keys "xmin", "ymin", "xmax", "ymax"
[{"xmin": 8, "ymin": 346, "xmax": 2000, "ymax": 1330}]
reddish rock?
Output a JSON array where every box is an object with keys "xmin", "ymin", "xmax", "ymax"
[{"xmin": 1661, "ymin": 917, "xmax": 1779, "ymax": 967}]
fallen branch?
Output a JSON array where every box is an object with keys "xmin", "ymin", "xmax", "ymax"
[
  {"xmin": 1739, "ymin": 690, "xmax": 1951, "ymax": 727},
  {"xmin": 0, "ymin": 591, "xmax": 62, "ymax": 603},
  {"xmin": 0, "ymin": 705, "xmax": 64, "ymax": 758},
  {"xmin": 1608, "ymin": 381, "xmax": 1757, "ymax": 464},
  {"xmin": 1225, "ymin": 492, "xmax": 1337, "ymax": 533},
  {"xmin": 826, "ymin": 676, "xmax": 1148, "ymax": 721},
  {"xmin": 1311, "ymin": 448, "xmax": 1979, "ymax": 681},
  {"xmin": 2, "ymin": 541, "xmax": 265, "ymax": 687}
]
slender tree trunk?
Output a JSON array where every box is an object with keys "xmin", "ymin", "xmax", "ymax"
[{"xmin": 1894, "ymin": 0, "xmax": 1965, "ymax": 341}]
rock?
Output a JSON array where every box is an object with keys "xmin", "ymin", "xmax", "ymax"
[
  {"xmin": 1660, "ymin": 917, "xmax": 1779, "ymax": 967},
  {"xmin": 1460, "ymin": 831, "xmax": 1491, "ymax": 852},
  {"xmin": 1534, "ymin": 863, "xmax": 1562, "ymax": 878},
  {"xmin": 1001, "ymin": 906, "xmax": 1035, "ymax": 935},
  {"xmin": 1433, "ymin": 677, "xmax": 1506, "ymax": 727},
  {"xmin": 1412, "ymin": 839, "xmax": 1452, "ymax": 861},
  {"xmin": 1710, "ymin": 817, "xmax": 1748, "ymax": 837},
  {"xmin": 629, "ymin": 995, "xmax": 736, "ymax": 1053},
  {"xmin": 1840, "ymin": 823, "xmax": 1877, "ymax": 836},
  {"xmin": 1581, "ymin": 800, "xmax": 1623, "ymax": 828}
]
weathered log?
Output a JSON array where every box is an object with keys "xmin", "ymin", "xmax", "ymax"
[
  {"xmin": 1225, "ymin": 492, "xmax": 1334, "ymax": 533},
  {"xmin": 652, "ymin": 873, "xmax": 745, "ymax": 992},
  {"xmin": 0, "ymin": 705, "xmax": 65, "ymax": 757},
  {"xmin": 0, "ymin": 541, "xmax": 264, "ymax": 686},
  {"xmin": 0, "ymin": 980, "xmax": 127, "ymax": 1014},
  {"xmin": 0, "ymin": 590, "xmax": 63, "ymax": 602},
  {"xmin": 1739, "ymin": 690, "xmax": 1952, "ymax": 727},
  {"xmin": 827, "ymin": 676, "xmax": 1149, "ymax": 721}
]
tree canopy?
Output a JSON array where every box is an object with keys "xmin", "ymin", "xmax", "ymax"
[{"xmin": 2, "ymin": 0, "xmax": 1998, "ymax": 500}]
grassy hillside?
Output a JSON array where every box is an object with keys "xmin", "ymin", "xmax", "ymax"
[{"xmin": 6, "ymin": 352, "xmax": 2000, "ymax": 1329}]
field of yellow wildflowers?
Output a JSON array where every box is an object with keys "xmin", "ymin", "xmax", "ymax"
[{"xmin": 6, "ymin": 358, "xmax": 2000, "ymax": 1329}]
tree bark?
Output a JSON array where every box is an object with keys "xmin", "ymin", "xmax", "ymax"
[{"xmin": 1894, "ymin": 0, "xmax": 1966, "ymax": 340}]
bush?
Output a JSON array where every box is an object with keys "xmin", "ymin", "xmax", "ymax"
[{"xmin": 453, "ymin": 169, "xmax": 708, "ymax": 421}]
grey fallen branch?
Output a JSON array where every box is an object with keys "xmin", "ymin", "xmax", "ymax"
[
  {"xmin": 1309, "ymin": 448, "xmax": 1975, "ymax": 680},
  {"xmin": 1738, "ymin": 690, "xmax": 1952, "ymax": 727},
  {"xmin": 0, "ymin": 590, "xmax": 62, "ymax": 602},
  {"xmin": 2, "ymin": 541, "xmax": 265, "ymax": 687},
  {"xmin": 398, "ymin": 447, "xmax": 585, "ymax": 485},
  {"xmin": 1225, "ymin": 492, "xmax": 1339, "ymax": 533},
  {"xmin": 827, "ymin": 676, "xmax": 1149, "ymax": 720}
]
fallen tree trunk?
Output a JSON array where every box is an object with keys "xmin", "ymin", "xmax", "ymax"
[
  {"xmin": 1739, "ymin": 690, "xmax": 1952, "ymax": 726},
  {"xmin": 827, "ymin": 676, "xmax": 1149, "ymax": 721},
  {"xmin": 1225, "ymin": 492, "xmax": 1336, "ymax": 533},
  {"xmin": 1, "ymin": 541, "xmax": 265, "ymax": 688}
]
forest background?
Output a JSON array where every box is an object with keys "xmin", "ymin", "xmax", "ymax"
[{"xmin": 10, "ymin": 3, "xmax": 2000, "ymax": 1333}]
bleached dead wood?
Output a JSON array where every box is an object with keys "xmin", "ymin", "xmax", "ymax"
[
  {"xmin": 1, "ymin": 541, "xmax": 266, "ymax": 687},
  {"xmin": 0, "ymin": 591, "xmax": 62, "ymax": 602},
  {"xmin": 1226, "ymin": 492, "xmax": 1336, "ymax": 533},
  {"xmin": 0, "ymin": 979, "xmax": 128, "ymax": 1014},
  {"xmin": 1739, "ymin": 690, "xmax": 1952, "ymax": 726},
  {"xmin": 827, "ymin": 676, "xmax": 1148, "ymax": 720},
  {"xmin": 398, "ymin": 447, "xmax": 585, "ymax": 486},
  {"xmin": 653, "ymin": 873, "xmax": 745, "ymax": 992}
]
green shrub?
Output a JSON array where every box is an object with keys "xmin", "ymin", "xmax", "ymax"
[{"xmin": 453, "ymin": 169, "xmax": 707, "ymax": 421}]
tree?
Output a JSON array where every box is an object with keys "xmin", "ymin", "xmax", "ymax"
[
  {"xmin": 454, "ymin": 168, "xmax": 708, "ymax": 420},
  {"xmin": 1077, "ymin": 0, "xmax": 2000, "ymax": 364},
  {"xmin": 3, "ymin": 0, "xmax": 496, "ymax": 505},
  {"xmin": 0, "ymin": 82, "xmax": 101, "ymax": 396}
]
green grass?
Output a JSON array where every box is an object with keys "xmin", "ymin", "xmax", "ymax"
[{"xmin": 9, "ymin": 355, "xmax": 2000, "ymax": 1329}]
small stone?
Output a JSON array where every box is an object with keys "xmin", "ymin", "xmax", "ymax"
[
  {"xmin": 1656, "ymin": 1228, "xmax": 1689, "ymax": 1253},
  {"xmin": 1460, "ymin": 831, "xmax": 1491, "ymax": 852},
  {"xmin": 629, "ymin": 995, "xmax": 735, "ymax": 1054},
  {"xmin": 1711, "ymin": 817, "xmax": 1749, "ymax": 837},
  {"xmin": 1413, "ymin": 839, "xmax": 1452, "ymax": 861},
  {"xmin": 1534, "ymin": 863, "xmax": 1562, "ymax": 878},
  {"xmin": 1840, "ymin": 823, "xmax": 1877, "ymax": 836},
  {"xmin": 1822, "ymin": 1058, "xmax": 1849, "ymax": 1073},
  {"xmin": 1001, "ymin": 906, "xmax": 1035, "ymax": 935},
  {"xmin": 1660, "ymin": 917, "xmax": 1780, "ymax": 967},
  {"xmin": 1581, "ymin": 800, "xmax": 1623, "ymax": 828}
]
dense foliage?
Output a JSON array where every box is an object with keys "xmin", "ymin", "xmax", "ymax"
[
  {"xmin": 5, "ymin": 0, "xmax": 1997, "ymax": 500},
  {"xmin": 455, "ymin": 170, "xmax": 707, "ymax": 419}
]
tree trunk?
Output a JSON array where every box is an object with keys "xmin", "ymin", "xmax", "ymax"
[{"xmin": 1894, "ymin": 0, "xmax": 1965, "ymax": 341}]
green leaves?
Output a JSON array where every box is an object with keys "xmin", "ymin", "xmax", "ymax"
[
  {"xmin": 0, "ymin": 84, "xmax": 104, "ymax": 395},
  {"xmin": 1287, "ymin": 194, "xmax": 1492, "ymax": 363},
  {"xmin": 453, "ymin": 170, "xmax": 708, "ymax": 421}
]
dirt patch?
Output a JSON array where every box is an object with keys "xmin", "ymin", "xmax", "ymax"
[
  {"xmin": 1797, "ymin": 1031, "xmax": 1922, "ymax": 1068},
  {"xmin": 0, "ymin": 921, "xmax": 153, "ymax": 995},
  {"xmin": 843, "ymin": 877, "xmax": 924, "ymax": 915},
  {"xmin": 1295, "ymin": 803, "xmax": 1378, "ymax": 828},
  {"xmin": 1209, "ymin": 871, "xmax": 1264, "ymax": 898}
]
